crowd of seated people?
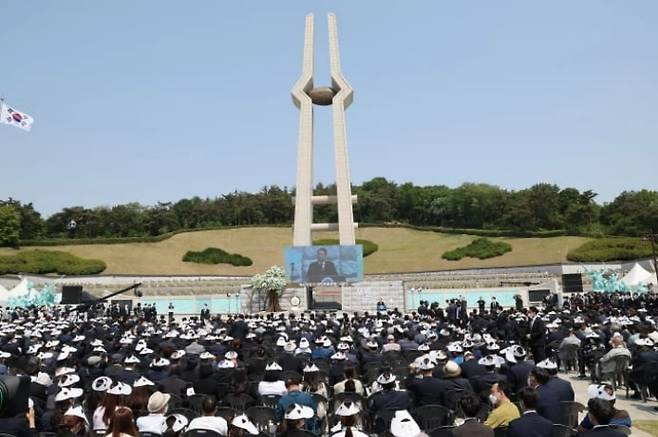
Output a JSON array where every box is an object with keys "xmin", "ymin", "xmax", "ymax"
[{"xmin": 0, "ymin": 290, "xmax": 654, "ymax": 437}]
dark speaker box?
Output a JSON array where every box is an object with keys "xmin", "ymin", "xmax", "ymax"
[
  {"xmin": 61, "ymin": 285, "xmax": 82, "ymax": 304},
  {"xmin": 529, "ymin": 289, "xmax": 551, "ymax": 302},
  {"xmin": 562, "ymin": 273, "xmax": 583, "ymax": 293}
]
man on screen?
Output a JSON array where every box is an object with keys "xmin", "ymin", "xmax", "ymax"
[{"xmin": 306, "ymin": 247, "xmax": 338, "ymax": 283}]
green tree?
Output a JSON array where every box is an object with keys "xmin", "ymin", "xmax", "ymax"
[{"xmin": 0, "ymin": 205, "xmax": 20, "ymax": 246}]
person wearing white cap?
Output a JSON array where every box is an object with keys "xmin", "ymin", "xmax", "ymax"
[
  {"xmin": 577, "ymin": 384, "xmax": 631, "ymax": 432},
  {"xmin": 230, "ymin": 414, "xmax": 259, "ymax": 436},
  {"xmin": 406, "ymin": 356, "xmax": 442, "ymax": 407},
  {"xmin": 332, "ymin": 401, "xmax": 368, "ymax": 437},
  {"xmin": 369, "ymin": 372, "xmax": 411, "ymax": 416},
  {"xmin": 258, "ymin": 363, "xmax": 288, "ymax": 397},
  {"xmin": 136, "ymin": 391, "xmax": 171, "ymax": 434},
  {"xmin": 188, "ymin": 397, "xmax": 229, "ymax": 436},
  {"xmin": 62, "ymin": 405, "xmax": 89, "ymax": 436},
  {"xmin": 506, "ymin": 345, "xmax": 535, "ymax": 393},
  {"xmin": 279, "ymin": 403, "xmax": 314, "ymax": 436},
  {"xmin": 390, "ymin": 409, "xmax": 427, "ymax": 437},
  {"xmin": 536, "ymin": 358, "xmax": 575, "ymax": 403},
  {"xmin": 274, "ymin": 378, "xmax": 319, "ymax": 434}
]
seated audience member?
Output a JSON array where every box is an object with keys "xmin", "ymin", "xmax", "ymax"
[
  {"xmin": 484, "ymin": 381, "xmax": 520, "ymax": 429},
  {"xmin": 277, "ymin": 403, "xmax": 314, "ymax": 437},
  {"xmin": 259, "ymin": 362, "xmax": 288, "ymax": 396},
  {"xmin": 333, "ymin": 366, "xmax": 364, "ymax": 396},
  {"xmin": 508, "ymin": 387, "xmax": 553, "ymax": 437},
  {"xmin": 136, "ymin": 391, "xmax": 170, "ymax": 434},
  {"xmin": 188, "ymin": 397, "xmax": 229, "ymax": 435},
  {"xmin": 578, "ymin": 385, "xmax": 631, "ymax": 432},
  {"xmin": 452, "ymin": 393, "xmax": 493, "ymax": 437},
  {"xmin": 107, "ymin": 406, "xmax": 139, "ymax": 437},
  {"xmin": 276, "ymin": 378, "xmax": 319, "ymax": 434},
  {"xmin": 577, "ymin": 398, "xmax": 628, "ymax": 437}
]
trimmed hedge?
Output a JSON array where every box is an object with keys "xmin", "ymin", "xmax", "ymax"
[
  {"xmin": 360, "ymin": 223, "xmax": 571, "ymax": 238},
  {"xmin": 0, "ymin": 250, "xmax": 106, "ymax": 275},
  {"xmin": 567, "ymin": 238, "xmax": 652, "ymax": 262},
  {"xmin": 313, "ymin": 239, "xmax": 379, "ymax": 257},
  {"xmin": 182, "ymin": 247, "xmax": 253, "ymax": 266},
  {"xmin": 442, "ymin": 238, "xmax": 513, "ymax": 261}
]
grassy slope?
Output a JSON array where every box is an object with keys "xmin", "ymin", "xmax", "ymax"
[{"xmin": 0, "ymin": 227, "xmax": 589, "ymax": 275}]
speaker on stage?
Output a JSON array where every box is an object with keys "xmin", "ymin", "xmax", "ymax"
[
  {"xmin": 562, "ymin": 273, "xmax": 583, "ymax": 293},
  {"xmin": 61, "ymin": 286, "xmax": 82, "ymax": 304}
]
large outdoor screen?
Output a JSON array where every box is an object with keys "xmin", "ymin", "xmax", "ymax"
[{"xmin": 285, "ymin": 245, "xmax": 363, "ymax": 284}]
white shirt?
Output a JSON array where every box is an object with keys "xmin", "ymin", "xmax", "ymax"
[
  {"xmin": 136, "ymin": 413, "xmax": 165, "ymax": 434},
  {"xmin": 258, "ymin": 380, "xmax": 287, "ymax": 396},
  {"xmin": 93, "ymin": 406, "xmax": 107, "ymax": 430},
  {"xmin": 188, "ymin": 416, "xmax": 229, "ymax": 436}
]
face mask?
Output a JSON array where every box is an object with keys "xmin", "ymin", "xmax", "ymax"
[{"xmin": 489, "ymin": 394, "xmax": 498, "ymax": 406}]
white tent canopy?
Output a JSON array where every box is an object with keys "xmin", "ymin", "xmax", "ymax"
[{"xmin": 622, "ymin": 263, "xmax": 653, "ymax": 286}]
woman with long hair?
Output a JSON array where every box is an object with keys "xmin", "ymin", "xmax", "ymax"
[
  {"xmin": 333, "ymin": 366, "xmax": 364, "ymax": 395},
  {"xmin": 106, "ymin": 406, "xmax": 138, "ymax": 437}
]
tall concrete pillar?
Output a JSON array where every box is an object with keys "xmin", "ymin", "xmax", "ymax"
[{"xmin": 291, "ymin": 13, "xmax": 357, "ymax": 247}]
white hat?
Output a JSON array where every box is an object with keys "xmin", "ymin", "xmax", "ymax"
[
  {"xmin": 331, "ymin": 352, "xmax": 347, "ymax": 361},
  {"xmin": 59, "ymin": 374, "xmax": 80, "ymax": 388},
  {"xmin": 636, "ymin": 338, "xmax": 655, "ymax": 347},
  {"xmin": 303, "ymin": 364, "xmax": 320, "ymax": 373},
  {"xmin": 108, "ymin": 382, "xmax": 133, "ymax": 396},
  {"xmin": 92, "ymin": 346, "xmax": 107, "ymax": 354},
  {"xmin": 55, "ymin": 387, "xmax": 84, "ymax": 402},
  {"xmin": 486, "ymin": 342, "xmax": 500, "ymax": 351},
  {"xmin": 418, "ymin": 344, "xmax": 430, "ymax": 352},
  {"xmin": 218, "ymin": 359, "xmax": 236, "ymax": 369},
  {"xmin": 200, "ymin": 352, "xmax": 215, "ymax": 360},
  {"xmin": 416, "ymin": 356, "xmax": 435, "ymax": 371},
  {"xmin": 376, "ymin": 372, "xmax": 396, "ymax": 385},
  {"xmin": 162, "ymin": 414, "xmax": 188, "ymax": 433},
  {"xmin": 232, "ymin": 414, "xmax": 259, "ymax": 435},
  {"xmin": 299, "ymin": 338, "xmax": 310, "ymax": 348},
  {"xmin": 265, "ymin": 362, "xmax": 283, "ymax": 371},
  {"xmin": 151, "ymin": 358, "xmax": 170, "ymax": 368},
  {"xmin": 336, "ymin": 401, "xmax": 360, "ymax": 417},
  {"xmin": 284, "ymin": 403, "xmax": 314, "ymax": 420},
  {"xmin": 537, "ymin": 359, "xmax": 558, "ymax": 370},
  {"xmin": 139, "ymin": 347, "xmax": 154, "ymax": 355},
  {"xmin": 92, "ymin": 376, "xmax": 113, "ymax": 392},
  {"xmin": 284, "ymin": 342, "xmax": 297, "ymax": 353},
  {"xmin": 225, "ymin": 351, "xmax": 238, "ymax": 360},
  {"xmin": 337, "ymin": 342, "xmax": 350, "ymax": 351},
  {"xmin": 447, "ymin": 343, "xmax": 463, "ymax": 353},
  {"xmin": 64, "ymin": 406, "xmax": 89, "ymax": 425},
  {"xmin": 276, "ymin": 337, "xmax": 287, "ymax": 347},
  {"xmin": 124, "ymin": 355, "xmax": 140, "ymax": 364},
  {"xmin": 587, "ymin": 384, "xmax": 616, "ymax": 401},
  {"xmin": 505, "ymin": 345, "xmax": 526, "ymax": 364},
  {"xmin": 171, "ymin": 350, "xmax": 186, "ymax": 360},
  {"xmin": 134, "ymin": 376, "xmax": 155, "ymax": 387},
  {"xmin": 478, "ymin": 355, "xmax": 496, "ymax": 367},
  {"xmin": 55, "ymin": 366, "xmax": 75, "ymax": 377},
  {"xmin": 73, "ymin": 335, "xmax": 85, "ymax": 342},
  {"xmin": 391, "ymin": 410, "xmax": 422, "ymax": 437},
  {"xmin": 34, "ymin": 372, "xmax": 53, "ymax": 387},
  {"xmin": 429, "ymin": 350, "xmax": 448, "ymax": 361},
  {"xmin": 90, "ymin": 339, "xmax": 103, "ymax": 347}
]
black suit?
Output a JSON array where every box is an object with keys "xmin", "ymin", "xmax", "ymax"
[
  {"xmin": 453, "ymin": 419, "xmax": 493, "ymax": 437},
  {"xmin": 545, "ymin": 376, "xmax": 574, "ymax": 402},
  {"xmin": 368, "ymin": 389, "xmax": 412, "ymax": 413},
  {"xmin": 461, "ymin": 359, "xmax": 486, "ymax": 379},
  {"xmin": 306, "ymin": 260, "xmax": 338, "ymax": 283},
  {"xmin": 0, "ymin": 415, "xmax": 35, "ymax": 437},
  {"xmin": 159, "ymin": 375, "xmax": 189, "ymax": 396},
  {"xmin": 529, "ymin": 317, "xmax": 546, "ymax": 362},
  {"xmin": 507, "ymin": 361, "xmax": 535, "ymax": 393},
  {"xmin": 508, "ymin": 412, "xmax": 553, "ymax": 437},
  {"xmin": 406, "ymin": 375, "xmax": 444, "ymax": 407},
  {"xmin": 536, "ymin": 384, "xmax": 562, "ymax": 424}
]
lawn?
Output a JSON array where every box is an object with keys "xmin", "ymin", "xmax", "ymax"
[
  {"xmin": 635, "ymin": 420, "xmax": 658, "ymax": 436},
  {"xmin": 0, "ymin": 227, "xmax": 590, "ymax": 275}
]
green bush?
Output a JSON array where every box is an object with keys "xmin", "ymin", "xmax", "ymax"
[
  {"xmin": 313, "ymin": 239, "xmax": 379, "ymax": 257},
  {"xmin": 182, "ymin": 247, "xmax": 253, "ymax": 266},
  {"xmin": 0, "ymin": 250, "xmax": 106, "ymax": 275},
  {"xmin": 359, "ymin": 223, "xmax": 571, "ymax": 238},
  {"xmin": 442, "ymin": 238, "xmax": 513, "ymax": 261},
  {"xmin": 567, "ymin": 238, "xmax": 652, "ymax": 262}
]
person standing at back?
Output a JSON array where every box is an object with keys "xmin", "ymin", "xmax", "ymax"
[
  {"xmin": 527, "ymin": 307, "xmax": 546, "ymax": 363},
  {"xmin": 508, "ymin": 387, "xmax": 554, "ymax": 437}
]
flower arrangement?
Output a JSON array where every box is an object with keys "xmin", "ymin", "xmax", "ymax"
[{"xmin": 251, "ymin": 266, "xmax": 287, "ymax": 311}]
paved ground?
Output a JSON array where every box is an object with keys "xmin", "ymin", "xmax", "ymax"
[{"xmin": 562, "ymin": 372, "xmax": 657, "ymax": 436}]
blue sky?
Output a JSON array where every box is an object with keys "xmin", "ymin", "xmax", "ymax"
[{"xmin": 1, "ymin": 1, "xmax": 656, "ymax": 216}]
